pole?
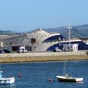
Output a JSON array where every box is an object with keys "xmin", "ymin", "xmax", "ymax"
[{"xmin": 67, "ymin": 24, "xmax": 72, "ymax": 51}]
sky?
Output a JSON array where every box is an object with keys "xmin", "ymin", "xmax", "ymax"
[{"xmin": 0, "ymin": 0, "xmax": 88, "ymax": 32}]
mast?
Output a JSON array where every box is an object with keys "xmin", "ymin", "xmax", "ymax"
[
  {"xmin": 64, "ymin": 24, "xmax": 72, "ymax": 76},
  {"xmin": 64, "ymin": 56, "xmax": 67, "ymax": 75}
]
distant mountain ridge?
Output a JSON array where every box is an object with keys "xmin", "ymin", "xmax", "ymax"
[
  {"xmin": 0, "ymin": 30, "xmax": 21, "ymax": 35},
  {"xmin": 45, "ymin": 24, "xmax": 88, "ymax": 38}
]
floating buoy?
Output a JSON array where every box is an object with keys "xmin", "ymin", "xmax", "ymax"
[
  {"xmin": 18, "ymin": 73, "xmax": 22, "ymax": 78},
  {"xmin": 48, "ymin": 78, "xmax": 53, "ymax": 82}
]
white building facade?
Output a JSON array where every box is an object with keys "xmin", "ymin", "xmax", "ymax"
[{"xmin": 3, "ymin": 28, "xmax": 64, "ymax": 52}]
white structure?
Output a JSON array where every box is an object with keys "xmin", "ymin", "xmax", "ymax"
[
  {"xmin": 72, "ymin": 44, "xmax": 78, "ymax": 51},
  {"xmin": 0, "ymin": 71, "xmax": 15, "ymax": 85},
  {"xmin": 3, "ymin": 28, "xmax": 63, "ymax": 52}
]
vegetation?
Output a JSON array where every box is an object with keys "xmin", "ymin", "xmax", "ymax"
[{"xmin": 46, "ymin": 24, "xmax": 88, "ymax": 38}]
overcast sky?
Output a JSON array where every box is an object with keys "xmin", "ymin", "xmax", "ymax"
[{"xmin": 0, "ymin": 0, "xmax": 88, "ymax": 32}]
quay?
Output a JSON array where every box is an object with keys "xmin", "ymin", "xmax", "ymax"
[
  {"xmin": 0, "ymin": 28, "xmax": 88, "ymax": 63},
  {"xmin": 0, "ymin": 51, "xmax": 88, "ymax": 63}
]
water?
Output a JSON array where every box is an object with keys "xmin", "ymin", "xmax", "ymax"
[{"xmin": 0, "ymin": 60, "xmax": 88, "ymax": 88}]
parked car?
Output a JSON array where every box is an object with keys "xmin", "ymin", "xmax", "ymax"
[
  {"xmin": 17, "ymin": 49, "xmax": 28, "ymax": 53},
  {"xmin": 17, "ymin": 46, "xmax": 28, "ymax": 53},
  {"xmin": 0, "ymin": 50, "xmax": 4, "ymax": 53},
  {"xmin": 3, "ymin": 49, "xmax": 11, "ymax": 53}
]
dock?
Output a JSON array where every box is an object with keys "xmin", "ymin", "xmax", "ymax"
[{"xmin": 0, "ymin": 51, "xmax": 88, "ymax": 63}]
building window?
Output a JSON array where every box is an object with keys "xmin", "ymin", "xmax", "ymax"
[{"xmin": 31, "ymin": 38, "xmax": 36, "ymax": 44}]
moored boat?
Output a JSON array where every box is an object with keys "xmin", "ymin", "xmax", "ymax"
[
  {"xmin": 0, "ymin": 71, "xmax": 15, "ymax": 85},
  {"xmin": 56, "ymin": 75, "xmax": 83, "ymax": 82}
]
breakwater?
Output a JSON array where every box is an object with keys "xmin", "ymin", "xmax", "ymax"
[{"xmin": 0, "ymin": 51, "xmax": 88, "ymax": 63}]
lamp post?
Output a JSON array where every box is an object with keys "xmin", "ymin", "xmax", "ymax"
[{"xmin": 67, "ymin": 24, "xmax": 72, "ymax": 51}]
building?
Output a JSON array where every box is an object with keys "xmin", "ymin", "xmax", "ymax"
[
  {"xmin": 2, "ymin": 28, "xmax": 64, "ymax": 52},
  {"xmin": 1, "ymin": 28, "xmax": 88, "ymax": 52}
]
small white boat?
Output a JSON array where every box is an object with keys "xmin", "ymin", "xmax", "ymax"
[
  {"xmin": 56, "ymin": 75, "xmax": 83, "ymax": 82},
  {"xmin": 0, "ymin": 71, "xmax": 15, "ymax": 85}
]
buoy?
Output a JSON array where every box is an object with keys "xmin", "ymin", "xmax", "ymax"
[
  {"xmin": 48, "ymin": 78, "xmax": 53, "ymax": 82},
  {"xmin": 18, "ymin": 73, "xmax": 22, "ymax": 78}
]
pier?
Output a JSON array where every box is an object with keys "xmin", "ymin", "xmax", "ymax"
[{"xmin": 0, "ymin": 51, "xmax": 88, "ymax": 63}]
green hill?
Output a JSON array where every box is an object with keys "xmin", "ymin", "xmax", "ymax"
[{"xmin": 45, "ymin": 24, "xmax": 88, "ymax": 38}]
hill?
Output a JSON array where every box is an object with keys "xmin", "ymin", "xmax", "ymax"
[
  {"xmin": 0, "ymin": 24, "xmax": 88, "ymax": 38},
  {"xmin": 45, "ymin": 24, "xmax": 88, "ymax": 38},
  {"xmin": 0, "ymin": 30, "xmax": 21, "ymax": 35}
]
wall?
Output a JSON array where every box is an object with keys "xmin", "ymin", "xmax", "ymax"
[{"xmin": 0, "ymin": 51, "xmax": 87, "ymax": 58}]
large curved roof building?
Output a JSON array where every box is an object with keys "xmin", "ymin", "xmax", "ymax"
[
  {"xmin": 1, "ymin": 28, "xmax": 88, "ymax": 52},
  {"xmin": 2, "ymin": 28, "xmax": 64, "ymax": 52}
]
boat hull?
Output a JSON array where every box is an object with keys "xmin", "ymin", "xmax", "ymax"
[
  {"xmin": 56, "ymin": 76, "xmax": 83, "ymax": 82},
  {"xmin": 0, "ymin": 77, "xmax": 15, "ymax": 85}
]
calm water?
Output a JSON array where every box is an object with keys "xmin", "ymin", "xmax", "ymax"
[{"xmin": 0, "ymin": 60, "xmax": 88, "ymax": 88}]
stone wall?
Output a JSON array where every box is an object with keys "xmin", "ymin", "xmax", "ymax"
[
  {"xmin": 0, "ymin": 51, "xmax": 87, "ymax": 63},
  {"xmin": 0, "ymin": 51, "xmax": 87, "ymax": 58}
]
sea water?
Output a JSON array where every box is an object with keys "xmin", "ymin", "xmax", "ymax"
[{"xmin": 0, "ymin": 60, "xmax": 88, "ymax": 88}]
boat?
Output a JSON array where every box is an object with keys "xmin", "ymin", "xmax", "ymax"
[
  {"xmin": 56, "ymin": 75, "xmax": 83, "ymax": 82},
  {"xmin": 0, "ymin": 71, "xmax": 15, "ymax": 85},
  {"xmin": 56, "ymin": 25, "xmax": 83, "ymax": 82}
]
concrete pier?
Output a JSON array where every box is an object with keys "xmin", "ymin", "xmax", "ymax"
[{"xmin": 0, "ymin": 51, "xmax": 88, "ymax": 63}]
